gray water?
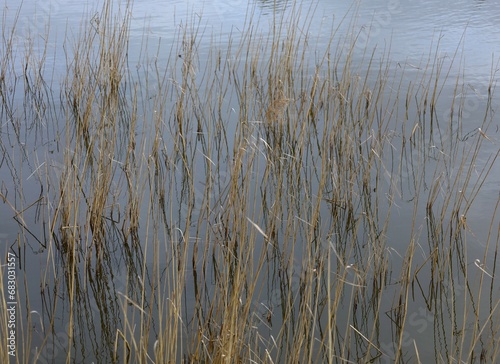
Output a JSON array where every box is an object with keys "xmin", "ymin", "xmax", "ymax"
[
  {"xmin": 1, "ymin": 0, "xmax": 499, "ymax": 363},
  {"xmin": 9, "ymin": 0, "xmax": 500, "ymax": 79}
]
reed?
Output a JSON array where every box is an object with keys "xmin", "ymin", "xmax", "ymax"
[{"xmin": 0, "ymin": 0, "xmax": 498, "ymax": 363}]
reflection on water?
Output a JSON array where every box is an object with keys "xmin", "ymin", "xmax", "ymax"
[{"xmin": 0, "ymin": 0, "xmax": 499, "ymax": 363}]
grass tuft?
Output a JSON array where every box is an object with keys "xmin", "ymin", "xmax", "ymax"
[{"xmin": 0, "ymin": 0, "xmax": 498, "ymax": 363}]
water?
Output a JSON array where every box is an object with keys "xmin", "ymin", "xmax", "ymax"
[{"xmin": 1, "ymin": 0, "xmax": 499, "ymax": 362}]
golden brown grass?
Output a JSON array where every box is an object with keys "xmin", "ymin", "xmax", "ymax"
[{"xmin": 0, "ymin": 0, "xmax": 498, "ymax": 363}]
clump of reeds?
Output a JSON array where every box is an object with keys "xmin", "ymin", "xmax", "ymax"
[{"xmin": 0, "ymin": 0, "xmax": 498, "ymax": 363}]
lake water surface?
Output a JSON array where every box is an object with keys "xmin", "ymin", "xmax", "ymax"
[{"xmin": 1, "ymin": 0, "xmax": 499, "ymax": 363}]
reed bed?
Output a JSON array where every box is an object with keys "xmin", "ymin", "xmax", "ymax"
[{"xmin": 0, "ymin": 0, "xmax": 499, "ymax": 363}]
